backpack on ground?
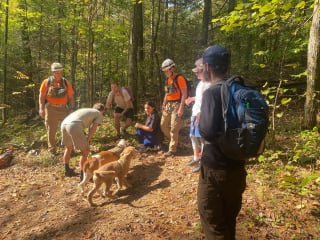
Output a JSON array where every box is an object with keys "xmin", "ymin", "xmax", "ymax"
[
  {"xmin": 217, "ymin": 75, "xmax": 269, "ymax": 161},
  {"xmin": 170, "ymin": 74, "xmax": 193, "ymax": 99}
]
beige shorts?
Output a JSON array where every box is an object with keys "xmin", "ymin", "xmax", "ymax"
[{"xmin": 61, "ymin": 122, "xmax": 88, "ymax": 150}]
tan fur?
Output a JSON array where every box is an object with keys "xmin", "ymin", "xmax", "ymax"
[
  {"xmin": 87, "ymin": 146, "xmax": 138, "ymax": 206},
  {"xmin": 79, "ymin": 139, "xmax": 128, "ymax": 193}
]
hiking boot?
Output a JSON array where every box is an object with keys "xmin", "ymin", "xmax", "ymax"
[
  {"xmin": 65, "ymin": 168, "xmax": 77, "ymax": 177},
  {"xmin": 163, "ymin": 151, "xmax": 174, "ymax": 157},
  {"xmin": 185, "ymin": 159, "xmax": 199, "ymax": 166},
  {"xmin": 80, "ymin": 170, "xmax": 84, "ymax": 182},
  {"xmin": 116, "ymin": 134, "xmax": 124, "ymax": 140},
  {"xmin": 48, "ymin": 149, "xmax": 57, "ymax": 156},
  {"xmin": 121, "ymin": 128, "xmax": 128, "ymax": 135}
]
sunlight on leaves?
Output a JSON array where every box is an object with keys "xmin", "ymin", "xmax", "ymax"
[{"xmin": 276, "ymin": 112, "xmax": 284, "ymax": 118}]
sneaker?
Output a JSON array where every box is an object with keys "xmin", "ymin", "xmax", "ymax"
[
  {"xmin": 65, "ymin": 168, "xmax": 78, "ymax": 177},
  {"xmin": 192, "ymin": 162, "xmax": 201, "ymax": 173},
  {"xmin": 185, "ymin": 159, "xmax": 199, "ymax": 166},
  {"xmin": 153, "ymin": 145, "xmax": 161, "ymax": 151},
  {"xmin": 136, "ymin": 144, "xmax": 148, "ymax": 153},
  {"xmin": 163, "ymin": 151, "xmax": 174, "ymax": 157}
]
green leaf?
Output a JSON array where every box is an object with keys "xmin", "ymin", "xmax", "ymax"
[
  {"xmin": 276, "ymin": 112, "xmax": 284, "ymax": 118},
  {"xmin": 281, "ymin": 98, "xmax": 292, "ymax": 105},
  {"xmin": 295, "ymin": 1, "xmax": 306, "ymax": 9}
]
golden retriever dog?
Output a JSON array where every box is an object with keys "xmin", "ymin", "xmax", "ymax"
[
  {"xmin": 79, "ymin": 139, "xmax": 128, "ymax": 193},
  {"xmin": 87, "ymin": 146, "xmax": 138, "ymax": 206}
]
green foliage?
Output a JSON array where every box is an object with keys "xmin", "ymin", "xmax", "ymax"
[{"xmin": 290, "ymin": 127, "xmax": 320, "ymax": 165}]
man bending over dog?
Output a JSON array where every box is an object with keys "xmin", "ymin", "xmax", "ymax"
[{"xmin": 61, "ymin": 103, "xmax": 105, "ymax": 178}]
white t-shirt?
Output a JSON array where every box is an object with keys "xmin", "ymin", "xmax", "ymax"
[
  {"xmin": 192, "ymin": 81, "xmax": 212, "ymax": 116},
  {"xmin": 62, "ymin": 108, "xmax": 103, "ymax": 129},
  {"xmin": 106, "ymin": 88, "xmax": 131, "ymax": 109}
]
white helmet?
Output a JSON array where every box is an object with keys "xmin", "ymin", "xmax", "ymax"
[
  {"xmin": 161, "ymin": 58, "xmax": 175, "ymax": 71},
  {"xmin": 51, "ymin": 62, "xmax": 63, "ymax": 72}
]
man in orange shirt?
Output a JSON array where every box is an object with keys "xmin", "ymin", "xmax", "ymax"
[
  {"xmin": 160, "ymin": 59, "xmax": 187, "ymax": 157},
  {"xmin": 39, "ymin": 63, "xmax": 75, "ymax": 155}
]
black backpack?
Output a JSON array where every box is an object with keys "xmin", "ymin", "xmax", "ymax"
[
  {"xmin": 217, "ymin": 75, "xmax": 269, "ymax": 161},
  {"xmin": 169, "ymin": 74, "xmax": 193, "ymax": 99}
]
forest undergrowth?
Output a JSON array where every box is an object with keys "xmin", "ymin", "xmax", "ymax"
[{"xmin": 0, "ymin": 106, "xmax": 320, "ymax": 239}]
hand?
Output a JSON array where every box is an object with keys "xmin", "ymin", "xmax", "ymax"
[
  {"xmin": 185, "ymin": 97, "xmax": 192, "ymax": 106},
  {"xmin": 177, "ymin": 108, "xmax": 183, "ymax": 117},
  {"xmin": 39, "ymin": 109, "xmax": 45, "ymax": 119}
]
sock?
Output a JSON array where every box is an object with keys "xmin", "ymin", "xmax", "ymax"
[{"xmin": 64, "ymin": 163, "xmax": 70, "ymax": 172}]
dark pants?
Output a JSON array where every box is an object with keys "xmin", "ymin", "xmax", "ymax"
[{"xmin": 197, "ymin": 164, "xmax": 247, "ymax": 240}]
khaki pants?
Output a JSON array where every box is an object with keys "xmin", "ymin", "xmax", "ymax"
[
  {"xmin": 45, "ymin": 104, "xmax": 70, "ymax": 151},
  {"xmin": 160, "ymin": 102, "xmax": 183, "ymax": 153}
]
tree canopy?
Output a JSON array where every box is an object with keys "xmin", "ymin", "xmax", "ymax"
[{"xmin": 0, "ymin": 0, "xmax": 318, "ymax": 126}]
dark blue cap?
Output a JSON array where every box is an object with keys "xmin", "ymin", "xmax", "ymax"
[{"xmin": 203, "ymin": 45, "xmax": 230, "ymax": 69}]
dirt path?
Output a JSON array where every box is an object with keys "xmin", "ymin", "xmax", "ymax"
[{"xmin": 1, "ymin": 147, "xmax": 320, "ymax": 239}]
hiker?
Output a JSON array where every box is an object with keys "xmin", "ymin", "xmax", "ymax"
[
  {"xmin": 135, "ymin": 101, "xmax": 163, "ymax": 152},
  {"xmin": 39, "ymin": 62, "xmax": 75, "ymax": 155},
  {"xmin": 185, "ymin": 58, "xmax": 211, "ymax": 173},
  {"xmin": 105, "ymin": 82, "xmax": 134, "ymax": 138},
  {"xmin": 61, "ymin": 103, "xmax": 105, "ymax": 178},
  {"xmin": 160, "ymin": 59, "xmax": 187, "ymax": 157},
  {"xmin": 198, "ymin": 45, "xmax": 247, "ymax": 239}
]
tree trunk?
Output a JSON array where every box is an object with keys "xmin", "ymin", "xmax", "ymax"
[
  {"xmin": 70, "ymin": 3, "xmax": 80, "ymax": 107},
  {"xmin": 1, "ymin": 0, "xmax": 9, "ymax": 124},
  {"xmin": 128, "ymin": 0, "xmax": 142, "ymax": 111},
  {"xmin": 304, "ymin": 0, "xmax": 320, "ymax": 129},
  {"xmin": 201, "ymin": 0, "xmax": 211, "ymax": 47}
]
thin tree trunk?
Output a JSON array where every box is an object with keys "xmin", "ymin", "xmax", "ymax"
[
  {"xmin": 128, "ymin": 0, "xmax": 141, "ymax": 111},
  {"xmin": 2, "ymin": 0, "xmax": 9, "ymax": 124},
  {"xmin": 305, "ymin": 0, "xmax": 320, "ymax": 128},
  {"xmin": 201, "ymin": 0, "xmax": 211, "ymax": 47}
]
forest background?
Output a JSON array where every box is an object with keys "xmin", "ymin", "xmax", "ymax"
[{"xmin": 0, "ymin": 0, "xmax": 319, "ymax": 126}]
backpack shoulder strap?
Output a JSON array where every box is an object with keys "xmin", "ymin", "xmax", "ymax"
[
  {"xmin": 220, "ymin": 75, "xmax": 245, "ymax": 131},
  {"xmin": 46, "ymin": 76, "xmax": 53, "ymax": 95},
  {"xmin": 226, "ymin": 75, "xmax": 244, "ymax": 87},
  {"xmin": 172, "ymin": 74, "xmax": 184, "ymax": 90}
]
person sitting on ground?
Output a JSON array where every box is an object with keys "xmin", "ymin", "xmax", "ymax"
[
  {"xmin": 185, "ymin": 58, "xmax": 211, "ymax": 173},
  {"xmin": 61, "ymin": 103, "xmax": 105, "ymax": 178},
  {"xmin": 105, "ymin": 82, "xmax": 134, "ymax": 138},
  {"xmin": 135, "ymin": 101, "xmax": 163, "ymax": 152}
]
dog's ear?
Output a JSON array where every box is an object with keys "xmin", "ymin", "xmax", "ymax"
[{"xmin": 120, "ymin": 146, "xmax": 136, "ymax": 158}]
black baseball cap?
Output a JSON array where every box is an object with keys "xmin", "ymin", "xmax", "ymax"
[{"xmin": 203, "ymin": 45, "xmax": 230, "ymax": 69}]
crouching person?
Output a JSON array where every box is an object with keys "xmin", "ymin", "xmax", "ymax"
[
  {"xmin": 135, "ymin": 101, "xmax": 163, "ymax": 152},
  {"xmin": 61, "ymin": 103, "xmax": 105, "ymax": 178}
]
